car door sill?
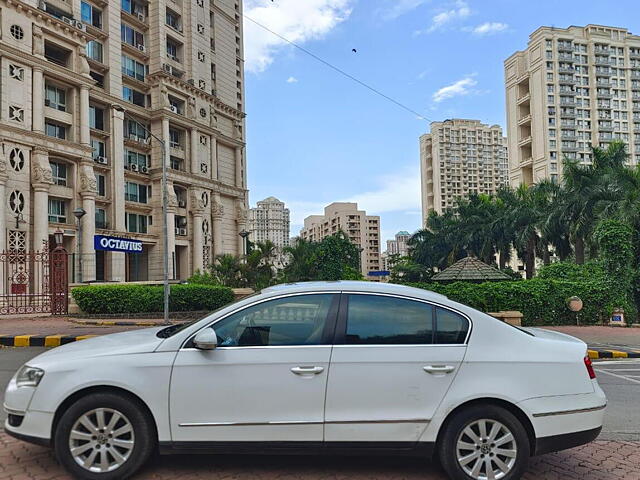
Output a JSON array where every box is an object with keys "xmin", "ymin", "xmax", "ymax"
[{"xmin": 159, "ymin": 441, "xmax": 435, "ymax": 457}]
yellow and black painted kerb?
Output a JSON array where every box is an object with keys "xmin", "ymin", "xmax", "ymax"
[
  {"xmin": 0, "ymin": 335, "xmax": 96, "ymax": 348},
  {"xmin": 588, "ymin": 349, "xmax": 640, "ymax": 359}
]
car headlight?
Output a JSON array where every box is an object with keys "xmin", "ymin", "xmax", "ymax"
[{"xmin": 16, "ymin": 366, "xmax": 45, "ymax": 388}]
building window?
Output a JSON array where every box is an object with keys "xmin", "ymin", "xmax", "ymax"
[
  {"xmin": 168, "ymin": 96, "xmax": 184, "ymax": 114},
  {"xmin": 126, "ymin": 150, "xmax": 148, "ymax": 170},
  {"xmin": 90, "ymin": 71, "xmax": 105, "ymax": 89},
  {"xmin": 86, "ymin": 41, "xmax": 104, "ymax": 62},
  {"xmin": 95, "ymin": 173, "xmax": 106, "ymax": 197},
  {"xmin": 122, "ymin": 55, "xmax": 147, "ymax": 81},
  {"xmin": 45, "ymin": 83, "xmax": 67, "ymax": 111},
  {"xmin": 10, "ymin": 25, "xmax": 24, "ymax": 40},
  {"xmin": 48, "ymin": 198, "xmax": 67, "ymax": 223},
  {"xmin": 50, "ymin": 162, "xmax": 67, "ymax": 186},
  {"xmin": 45, "ymin": 121, "xmax": 67, "ymax": 140},
  {"xmin": 121, "ymin": 0, "xmax": 146, "ymax": 16},
  {"xmin": 95, "ymin": 208, "xmax": 107, "ymax": 229},
  {"xmin": 170, "ymin": 156, "xmax": 184, "ymax": 171},
  {"xmin": 9, "ymin": 148, "xmax": 25, "ymax": 172},
  {"xmin": 125, "ymin": 181, "xmax": 148, "ymax": 203},
  {"xmin": 166, "ymin": 9, "xmax": 181, "ymax": 31},
  {"xmin": 166, "ymin": 38, "xmax": 180, "ymax": 61},
  {"xmin": 125, "ymin": 212, "xmax": 148, "ymax": 233},
  {"xmin": 126, "ymin": 119, "xmax": 148, "ymax": 141},
  {"xmin": 121, "ymin": 24, "xmax": 145, "ymax": 48},
  {"xmin": 89, "ymin": 105, "xmax": 105, "ymax": 130},
  {"xmin": 81, "ymin": 2, "xmax": 102, "ymax": 28},
  {"xmin": 91, "ymin": 139, "xmax": 106, "ymax": 161},
  {"xmin": 122, "ymin": 86, "xmax": 146, "ymax": 107},
  {"xmin": 169, "ymin": 128, "xmax": 182, "ymax": 148}
]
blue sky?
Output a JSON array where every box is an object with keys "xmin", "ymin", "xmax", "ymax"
[{"xmin": 243, "ymin": 0, "xmax": 640, "ymax": 244}]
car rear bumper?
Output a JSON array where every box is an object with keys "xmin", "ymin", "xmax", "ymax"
[{"xmin": 534, "ymin": 426, "xmax": 601, "ymax": 456}]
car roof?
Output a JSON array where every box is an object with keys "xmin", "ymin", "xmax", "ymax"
[{"xmin": 261, "ymin": 281, "xmax": 449, "ymax": 302}]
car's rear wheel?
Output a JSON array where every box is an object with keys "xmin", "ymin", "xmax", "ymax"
[
  {"xmin": 439, "ymin": 404, "xmax": 530, "ymax": 480},
  {"xmin": 54, "ymin": 392, "xmax": 155, "ymax": 480}
]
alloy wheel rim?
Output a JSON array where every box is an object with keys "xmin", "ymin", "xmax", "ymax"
[
  {"xmin": 68, "ymin": 407, "xmax": 135, "ymax": 473},
  {"xmin": 455, "ymin": 418, "xmax": 517, "ymax": 480}
]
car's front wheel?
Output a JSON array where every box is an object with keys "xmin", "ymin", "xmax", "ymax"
[
  {"xmin": 439, "ymin": 404, "xmax": 530, "ymax": 480},
  {"xmin": 54, "ymin": 392, "xmax": 155, "ymax": 480}
]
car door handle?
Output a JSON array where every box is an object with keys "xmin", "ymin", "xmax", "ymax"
[
  {"xmin": 291, "ymin": 366, "xmax": 324, "ymax": 375},
  {"xmin": 423, "ymin": 365, "xmax": 456, "ymax": 374}
]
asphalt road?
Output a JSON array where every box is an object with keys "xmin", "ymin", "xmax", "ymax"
[{"xmin": 1, "ymin": 348, "xmax": 639, "ymax": 441}]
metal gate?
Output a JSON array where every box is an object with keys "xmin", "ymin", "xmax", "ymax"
[{"xmin": 0, "ymin": 242, "xmax": 69, "ymax": 315}]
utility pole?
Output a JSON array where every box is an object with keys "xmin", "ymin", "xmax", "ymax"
[{"xmin": 113, "ymin": 105, "xmax": 170, "ymax": 324}]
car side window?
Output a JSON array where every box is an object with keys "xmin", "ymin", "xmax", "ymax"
[
  {"xmin": 212, "ymin": 294, "xmax": 336, "ymax": 347},
  {"xmin": 435, "ymin": 307, "xmax": 469, "ymax": 344},
  {"xmin": 345, "ymin": 294, "xmax": 433, "ymax": 345}
]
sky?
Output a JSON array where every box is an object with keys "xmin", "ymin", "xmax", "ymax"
[{"xmin": 242, "ymin": 0, "xmax": 640, "ymax": 245}]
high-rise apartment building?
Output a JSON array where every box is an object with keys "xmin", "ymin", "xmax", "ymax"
[
  {"xmin": 248, "ymin": 196, "xmax": 290, "ymax": 249},
  {"xmin": 0, "ymin": 0, "xmax": 247, "ymax": 283},
  {"xmin": 420, "ymin": 119, "xmax": 508, "ymax": 221},
  {"xmin": 505, "ymin": 24, "xmax": 640, "ymax": 186},
  {"xmin": 299, "ymin": 202, "xmax": 381, "ymax": 280},
  {"xmin": 386, "ymin": 230, "xmax": 411, "ymax": 257}
]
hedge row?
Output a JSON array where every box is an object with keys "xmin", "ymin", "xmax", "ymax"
[
  {"xmin": 404, "ymin": 279, "xmax": 623, "ymax": 326},
  {"xmin": 72, "ymin": 284, "xmax": 235, "ymax": 315}
]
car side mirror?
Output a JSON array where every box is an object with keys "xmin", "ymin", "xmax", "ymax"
[{"xmin": 193, "ymin": 329, "xmax": 218, "ymax": 350}]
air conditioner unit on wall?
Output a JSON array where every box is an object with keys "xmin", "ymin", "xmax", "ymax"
[
  {"xmin": 130, "ymin": 164, "xmax": 140, "ymax": 172},
  {"xmin": 175, "ymin": 227, "xmax": 181, "ymax": 235},
  {"xmin": 163, "ymin": 64, "xmax": 173, "ymax": 74},
  {"xmin": 170, "ymin": 105, "xmax": 178, "ymax": 114},
  {"xmin": 178, "ymin": 200, "xmax": 187, "ymax": 208},
  {"xmin": 179, "ymin": 228, "xmax": 187, "ymax": 236},
  {"xmin": 95, "ymin": 156, "xmax": 108, "ymax": 165},
  {"xmin": 137, "ymin": 13, "xmax": 145, "ymax": 22},
  {"xmin": 137, "ymin": 44, "xmax": 145, "ymax": 52}
]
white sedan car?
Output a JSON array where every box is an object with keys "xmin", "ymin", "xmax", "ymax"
[{"xmin": 4, "ymin": 281, "xmax": 605, "ymax": 480}]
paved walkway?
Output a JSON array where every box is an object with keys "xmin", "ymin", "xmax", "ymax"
[{"xmin": 0, "ymin": 433, "xmax": 638, "ymax": 479}]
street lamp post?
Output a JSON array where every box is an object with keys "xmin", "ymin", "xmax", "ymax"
[
  {"xmin": 239, "ymin": 230, "xmax": 250, "ymax": 258},
  {"xmin": 73, "ymin": 207, "xmax": 86, "ymax": 283},
  {"xmin": 113, "ymin": 105, "xmax": 170, "ymax": 324}
]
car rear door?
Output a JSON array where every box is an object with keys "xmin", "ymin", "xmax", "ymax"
[
  {"xmin": 169, "ymin": 293, "xmax": 340, "ymax": 443},
  {"xmin": 324, "ymin": 292, "xmax": 469, "ymax": 443}
]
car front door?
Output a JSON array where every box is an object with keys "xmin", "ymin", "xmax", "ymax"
[
  {"xmin": 324, "ymin": 293, "xmax": 469, "ymax": 443},
  {"xmin": 169, "ymin": 293, "xmax": 339, "ymax": 443}
]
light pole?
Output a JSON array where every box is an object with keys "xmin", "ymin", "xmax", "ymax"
[
  {"xmin": 113, "ymin": 105, "xmax": 170, "ymax": 324},
  {"xmin": 239, "ymin": 230, "xmax": 250, "ymax": 258},
  {"xmin": 73, "ymin": 207, "xmax": 86, "ymax": 283}
]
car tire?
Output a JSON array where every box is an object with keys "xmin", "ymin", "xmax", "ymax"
[
  {"xmin": 54, "ymin": 392, "xmax": 155, "ymax": 480},
  {"xmin": 438, "ymin": 404, "xmax": 530, "ymax": 480}
]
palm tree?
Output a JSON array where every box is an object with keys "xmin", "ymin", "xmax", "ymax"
[
  {"xmin": 508, "ymin": 185, "xmax": 541, "ymax": 279},
  {"xmin": 281, "ymin": 237, "xmax": 318, "ymax": 282}
]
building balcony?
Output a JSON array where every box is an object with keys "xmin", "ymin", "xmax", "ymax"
[
  {"xmin": 516, "ymin": 93, "xmax": 530, "ymax": 105},
  {"xmin": 631, "ymin": 71, "xmax": 640, "ymax": 79},
  {"xmin": 562, "ymin": 145, "xmax": 579, "ymax": 152},
  {"xmin": 558, "ymin": 76, "xmax": 576, "ymax": 85},
  {"xmin": 598, "ymin": 124, "xmax": 614, "ymax": 132},
  {"xmin": 517, "ymin": 114, "xmax": 532, "ymax": 126},
  {"xmin": 629, "ymin": 52, "xmax": 640, "ymax": 60},
  {"xmin": 518, "ymin": 135, "xmax": 532, "ymax": 147},
  {"xmin": 597, "ymin": 92, "xmax": 613, "ymax": 99},
  {"xmin": 557, "ymin": 43, "xmax": 573, "ymax": 53},
  {"xmin": 561, "ymin": 134, "xmax": 578, "ymax": 141},
  {"xmin": 520, "ymin": 156, "xmax": 533, "ymax": 166},
  {"xmin": 558, "ymin": 53, "xmax": 574, "ymax": 62},
  {"xmin": 559, "ymin": 90, "xmax": 577, "ymax": 97},
  {"xmin": 560, "ymin": 110, "xmax": 577, "ymax": 118},
  {"xmin": 558, "ymin": 66, "xmax": 575, "ymax": 74},
  {"xmin": 595, "ymin": 69, "xmax": 612, "ymax": 76},
  {"xmin": 594, "ymin": 57, "xmax": 613, "ymax": 66},
  {"xmin": 596, "ymin": 81, "xmax": 611, "ymax": 87}
]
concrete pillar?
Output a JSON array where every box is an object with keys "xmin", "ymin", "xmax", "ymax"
[
  {"xmin": 0, "ymin": 180, "xmax": 6, "ymax": 252},
  {"xmin": 79, "ymin": 163, "xmax": 97, "ymax": 282},
  {"xmin": 167, "ymin": 183, "xmax": 177, "ymax": 279},
  {"xmin": 210, "ymin": 137, "xmax": 218, "ymax": 180},
  {"xmin": 236, "ymin": 200, "xmax": 247, "ymax": 256},
  {"xmin": 110, "ymin": 107, "xmax": 126, "ymax": 282},
  {"xmin": 162, "ymin": 118, "xmax": 171, "ymax": 168},
  {"xmin": 79, "ymin": 85, "xmax": 90, "ymax": 145},
  {"xmin": 31, "ymin": 149, "xmax": 52, "ymax": 251},
  {"xmin": 192, "ymin": 212, "xmax": 204, "ymax": 273},
  {"xmin": 190, "ymin": 128, "xmax": 199, "ymax": 174},
  {"xmin": 32, "ymin": 68, "xmax": 44, "ymax": 133},
  {"xmin": 235, "ymin": 147, "xmax": 243, "ymax": 188},
  {"xmin": 212, "ymin": 194, "xmax": 224, "ymax": 256}
]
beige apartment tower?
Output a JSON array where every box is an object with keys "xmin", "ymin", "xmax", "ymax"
[
  {"xmin": 299, "ymin": 202, "xmax": 381, "ymax": 280},
  {"xmin": 0, "ymin": 0, "xmax": 247, "ymax": 283},
  {"xmin": 505, "ymin": 24, "xmax": 640, "ymax": 186},
  {"xmin": 420, "ymin": 119, "xmax": 508, "ymax": 221},
  {"xmin": 248, "ymin": 196, "xmax": 290, "ymax": 249}
]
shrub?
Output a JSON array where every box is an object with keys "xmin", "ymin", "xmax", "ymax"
[
  {"xmin": 72, "ymin": 284, "xmax": 234, "ymax": 315},
  {"xmin": 403, "ymin": 278, "xmax": 623, "ymax": 326},
  {"xmin": 537, "ymin": 261, "xmax": 605, "ymax": 282}
]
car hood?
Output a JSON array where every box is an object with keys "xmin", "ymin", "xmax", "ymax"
[
  {"xmin": 27, "ymin": 327, "xmax": 166, "ymax": 368},
  {"xmin": 522, "ymin": 327, "xmax": 586, "ymax": 347}
]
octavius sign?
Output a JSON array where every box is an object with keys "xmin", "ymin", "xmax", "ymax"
[{"xmin": 94, "ymin": 235, "xmax": 143, "ymax": 254}]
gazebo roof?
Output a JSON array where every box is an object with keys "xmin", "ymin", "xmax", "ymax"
[{"xmin": 431, "ymin": 256, "xmax": 511, "ymax": 282}]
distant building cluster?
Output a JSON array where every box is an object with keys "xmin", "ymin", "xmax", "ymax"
[{"xmin": 248, "ymin": 197, "xmax": 290, "ymax": 249}]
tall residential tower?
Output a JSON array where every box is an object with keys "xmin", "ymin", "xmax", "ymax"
[
  {"xmin": 505, "ymin": 24, "xmax": 640, "ymax": 185},
  {"xmin": 0, "ymin": 0, "xmax": 247, "ymax": 282},
  {"xmin": 248, "ymin": 196, "xmax": 290, "ymax": 249},
  {"xmin": 420, "ymin": 119, "xmax": 508, "ymax": 221}
]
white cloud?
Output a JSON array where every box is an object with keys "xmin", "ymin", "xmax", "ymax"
[
  {"xmin": 377, "ymin": 0, "xmax": 429, "ymax": 20},
  {"xmin": 415, "ymin": 0, "xmax": 470, "ymax": 35},
  {"xmin": 432, "ymin": 75, "xmax": 478, "ymax": 102},
  {"xmin": 286, "ymin": 76, "xmax": 299, "ymax": 83},
  {"xmin": 467, "ymin": 21, "xmax": 508, "ymax": 35},
  {"xmin": 243, "ymin": 0, "xmax": 353, "ymax": 73}
]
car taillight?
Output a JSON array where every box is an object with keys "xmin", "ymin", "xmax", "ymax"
[{"xmin": 584, "ymin": 355, "xmax": 596, "ymax": 379}]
